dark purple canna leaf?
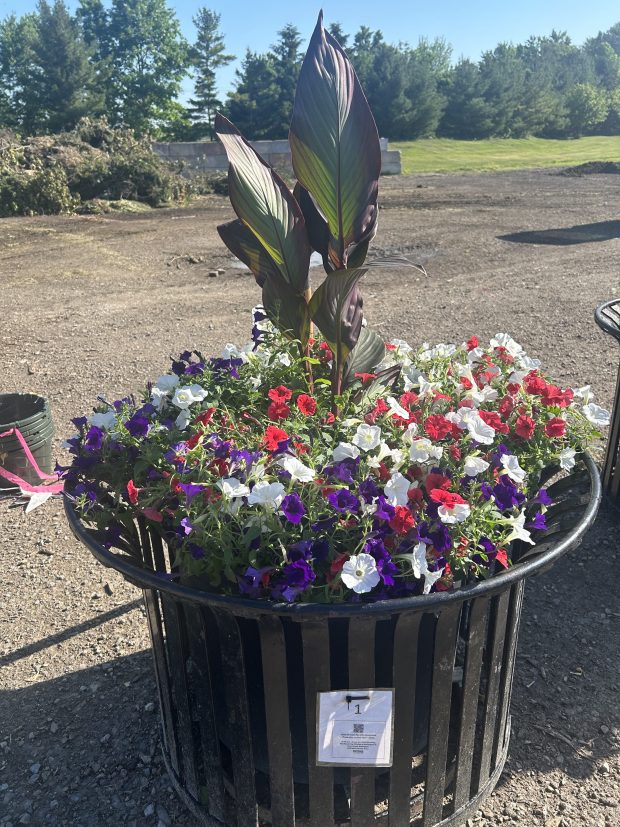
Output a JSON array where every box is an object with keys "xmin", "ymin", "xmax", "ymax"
[
  {"xmin": 217, "ymin": 218, "xmax": 281, "ymax": 287},
  {"xmin": 262, "ymin": 273, "xmax": 311, "ymax": 348},
  {"xmin": 342, "ymin": 327, "xmax": 387, "ymax": 390},
  {"xmin": 308, "ymin": 268, "xmax": 367, "ymax": 362},
  {"xmin": 293, "ymin": 182, "xmax": 333, "ymax": 273},
  {"xmin": 215, "ymin": 113, "xmax": 311, "ymax": 295},
  {"xmin": 290, "ymin": 12, "xmax": 380, "ymax": 271}
]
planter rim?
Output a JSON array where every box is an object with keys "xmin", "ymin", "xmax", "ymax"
[
  {"xmin": 0, "ymin": 393, "xmax": 50, "ymax": 430},
  {"xmin": 64, "ymin": 452, "xmax": 601, "ymax": 618}
]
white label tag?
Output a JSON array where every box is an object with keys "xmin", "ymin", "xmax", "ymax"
[{"xmin": 316, "ymin": 689, "xmax": 394, "ymax": 767}]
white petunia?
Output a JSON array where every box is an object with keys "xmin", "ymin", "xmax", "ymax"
[
  {"xmin": 221, "ymin": 342, "xmax": 248, "ymax": 362},
  {"xmin": 384, "ymin": 471, "xmax": 411, "ymax": 506},
  {"xmin": 503, "ymin": 511, "xmax": 535, "ymax": 545},
  {"xmin": 150, "ymin": 387, "xmax": 169, "ymax": 411},
  {"xmin": 409, "ymin": 438, "xmax": 443, "ymax": 463},
  {"xmin": 469, "ymin": 385, "xmax": 499, "ymax": 406},
  {"xmin": 332, "ymin": 442, "xmax": 361, "ymax": 462},
  {"xmin": 278, "ymin": 455, "xmax": 315, "ymax": 483},
  {"xmin": 390, "ymin": 338, "xmax": 413, "ymax": 354},
  {"xmin": 467, "ymin": 346, "xmax": 485, "ymax": 363},
  {"xmin": 155, "ymin": 374, "xmax": 180, "ymax": 392},
  {"xmin": 218, "ymin": 477, "xmax": 251, "ymax": 499},
  {"xmin": 89, "ymin": 410, "xmax": 117, "ymax": 430},
  {"xmin": 516, "ymin": 354, "xmax": 541, "ymax": 371},
  {"xmin": 438, "ymin": 501, "xmax": 471, "ymax": 524},
  {"xmin": 583, "ymin": 403, "xmax": 610, "ymax": 427},
  {"xmin": 352, "ymin": 424, "xmax": 382, "ymax": 452},
  {"xmin": 462, "ymin": 409, "xmax": 496, "ymax": 445},
  {"xmin": 573, "ymin": 385, "xmax": 593, "ymax": 405},
  {"xmin": 171, "ymin": 384, "xmax": 208, "ymax": 410},
  {"xmin": 463, "ymin": 455, "xmax": 490, "ymax": 476},
  {"xmin": 247, "ymin": 481, "xmax": 285, "ymax": 510},
  {"xmin": 401, "ymin": 423, "xmax": 419, "ymax": 444},
  {"xmin": 400, "ymin": 542, "xmax": 445, "ymax": 594},
  {"xmin": 559, "ymin": 447, "xmax": 576, "ymax": 470},
  {"xmin": 500, "ymin": 454, "xmax": 527, "ymax": 484},
  {"xmin": 490, "ymin": 333, "xmax": 523, "ymax": 358},
  {"xmin": 386, "ymin": 396, "xmax": 410, "ymax": 420},
  {"xmin": 341, "ymin": 553, "xmax": 381, "ymax": 594},
  {"xmin": 419, "ymin": 343, "xmax": 457, "ymax": 361},
  {"xmin": 402, "ymin": 365, "xmax": 423, "ymax": 391},
  {"xmin": 175, "ymin": 409, "xmax": 191, "ymax": 430}
]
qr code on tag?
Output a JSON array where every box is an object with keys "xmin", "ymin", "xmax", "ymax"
[{"xmin": 353, "ymin": 723, "xmax": 364, "ymax": 734}]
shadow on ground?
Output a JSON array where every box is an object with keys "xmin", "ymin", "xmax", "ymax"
[
  {"xmin": 498, "ymin": 219, "xmax": 620, "ymax": 246},
  {"xmin": 1, "ymin": 504, "xmax": 618, "ymax": 826}
]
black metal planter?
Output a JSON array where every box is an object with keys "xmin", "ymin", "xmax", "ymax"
[{"xmin": 65, "ymin": 455, "xmax": 600, "ymax": 827}]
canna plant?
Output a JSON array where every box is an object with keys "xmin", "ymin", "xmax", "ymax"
[{"xmin": 215, "ymin": 12, "xmax": 412, "ymax": 411}]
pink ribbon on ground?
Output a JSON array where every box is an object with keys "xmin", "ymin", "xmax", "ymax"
[{"xmin": 0, "ymin": 427, "xmax": 64, "ymax": 494}]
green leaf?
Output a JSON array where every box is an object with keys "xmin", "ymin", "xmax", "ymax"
[
  {"xmin": 262, "ymin": 272, "xmax": 310, "ymax": 348},
  {"xmin": 289, "ymin": 12, "xmax": 381, "ymax": 270},
  {"xmin": 342, "ymin": 326, "xmax": 386, "ymax": 389},
  {"xmin": 215, "ymin": 113, "xmax": 310, "ymax": 293},
  {"xmin": 217, "ymin": 218, "xmax": 281, "ymax": 287},
  {"xmin": 308, "ymin": 268, "xmax": 366, "ymax": 363}
]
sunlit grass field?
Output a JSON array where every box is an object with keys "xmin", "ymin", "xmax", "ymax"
[{"xmin": 392, "ymin": 136, "xmax": 620, "ymax": 174}]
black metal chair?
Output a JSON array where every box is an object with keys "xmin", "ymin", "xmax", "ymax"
[{"xmin": 594, "ymin": 298, "xmax": 620, "ymax": 497}]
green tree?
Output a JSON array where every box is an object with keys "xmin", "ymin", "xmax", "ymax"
[
  {"xmin": 565, "ymin": 82, "xmax": 608, "ymax": 135},
  {"xmin": 187, "ymin": 7, "xmax": 234, "ymax": 140},
  {"xmin": 439, "ymin": 59, "xmax": 493, "ymax": 138},
  {"xmin": 105, "ymin": 0, "xmax": 189, "ymax": 134},
  {"xmin": 399, "ymin": 39, "xmax": 449, "ymax": 138},
  {"xmin": 327, "ymin": 22, "xmax": 348, "ymax": 48},
  {"xmin": 226, "ymin": 49, "xmax": 280, "ymax": 138},
  {"xmin": 271, "ymin": 24, "xmax": 303, "ymax": 137},
  {"xmin": 0, "ymin": 13, "xmax": 38, "ymax": 129},
  {"xmin": 362, "ymin": 39, "xmax": 411, "ymax": 138},
  {"xmin": 26, "ymin": 0, "xmax": 104, "ymax": 133}
]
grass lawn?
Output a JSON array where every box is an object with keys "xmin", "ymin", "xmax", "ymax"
[{"xmin": 392, "ymin": 136, "xmax": 620, "ymax": 174}]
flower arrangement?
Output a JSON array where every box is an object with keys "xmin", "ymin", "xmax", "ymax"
[
  {"xmin": 63, "ymin": 322, "xmax": 608, "ymax": 603},
  {"xmin": 62, "ymin": 14, "xmax": 608, "ymax": 604}
]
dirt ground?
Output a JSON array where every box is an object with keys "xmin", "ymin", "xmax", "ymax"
[{"xmin": 0, "ymin": 169, "xmax": 619, "ymax": 827}]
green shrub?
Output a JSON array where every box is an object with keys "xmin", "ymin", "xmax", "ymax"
[{"xmin": 0, "ymin": 118, "xmax": 190, "ymax": 216}]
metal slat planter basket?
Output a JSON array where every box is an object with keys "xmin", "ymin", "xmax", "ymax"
[
  {"xmin": 595, "ymin": 298, "xmax": 620, "ymax": 498},
  {"xmin": 0, "ymin": 393, "xmax": 54, "ymax": 489},
  {"xmin": 65, "ymin": 454, "xmax": 600, "ymax": 827}
]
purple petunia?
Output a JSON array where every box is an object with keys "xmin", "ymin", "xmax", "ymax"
[
  {"xmin": 359, "ymin": 478, "xmax": 380, "ymax": 503},
  {"xmin": 187, "ymin": 542, "xmax": 206, "ymax": 559},
  {"xmin": 275, "ymin": 559, "xmax": 316, "ymax": 602},
  {"xmin": 327, "ymin": 489, "xmax": 360, "ymax": 513},
  {"xmin": 281, "ymin": 492, "xmax": 306, "ymax": 524},
  {"xmin": 125, "ymin": 415, "xmax": 150, "ymax": 438},
  {"xmin": 526, "ymin": 511, "xmax": 547, "ymax": 531},
  {"xmin": 84, "ymin": 426, "xmax": 104, "ymax": 452},
  {"xmin": 178, "ymin": 482, "xmax": 205, "ymax": 502},
  {"xmin": 492, "ymin": 478, "xmax": 525, "ymax": 512}
]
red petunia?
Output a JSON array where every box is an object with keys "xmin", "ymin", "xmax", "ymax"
[
  {"xmin": 263, "ymin": 425, "xmax": 289, "ymax": 451},
  {"xmin": 498, "ymin": 395, "xmax": 515, "ymax": 417},
  {"xmin": 268, "ymin": 385, "xmax": 293, "ymax": 403},
  {"xmin": 460, "ymin": 376, "xmax": 473, "ymax": 390},
  {"xmin": 478, "ymin": 409, "xmax": 509, "ymax": 434},
  {"xmin": 541, "ymin": 384, "xmax": 574, "ymax": 408},
  {"xmin": 296, "ymin": 394, "xmax": 317, "ymax": 416},
  {"xmin": 429, "ymin": 488, "xmax": 466, "ymax": 509},
  {"xmin": 424, "ymin": 414, "xmax": 454, "ymax": 441},
  {"xmin": 544, "ymin": 417, "xmax": 566, "ymax": 438},
  {"xmin": 267, "ymin": 401, "xmax": 291, "ymax": 421},
  {"xmin": 399, "ymin": 391, "xmax": 419, "ymax": 409},
  {"xmin": 389, "ymin": 505, "xmax": 416, "ymax": 535},
  {"xmin": 523, "ymin": 371, "xmax": 547, "ymax": 396},
  {"xmin": 127, "ymin": 479, "xmax": 140, "ymax": 505},
  {"xmin": 354, "ymin": 372, "xmax": 377, "ymax": 384},
  {"xmin": 494, "ymin": 346, "xmax": 514, "ymax": 365},
  {"xmin": 449, "ymin": 445, "xmax": 462, "ymax": 460},
  {"xmin": 319, "ymin": 342, "xmax": 334, "ymax": 362},
  {"xmin": 194, "ymin": 407, "xmax": 216, "ymax": 426},
  {"xmin": 187, "ymin": 431, "xmax": 203, "ymax": 450},
  {"xmin": 407, "ymin": 487, "xmax": 425, "ymax": 509},
  {"xmin": 507, "ymin": 382, "xmax": 521, "ymax": 395},
  {"xmin": 466, "ymin": 335, "xmax": 479, "ymax": 351},
  {"xmin": 495, "ymin": 549, "xmax": 509, "ymax": 569},
  {"xmin": 293, "ymin": 440, "xmax": 309, "ymax": 454},
  {"xmin": 424, "ymin": 471, "xmax": 451, "ymax": 492},
  {"xmin": 365, "ymin": 397, "xmax": 389, "ymax": 425},
  {"xmin": 514, "ymin": 414, "xmax": 535, "ymax": 440}
]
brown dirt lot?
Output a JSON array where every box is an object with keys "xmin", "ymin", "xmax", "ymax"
[{"xmin": 1, "ymin": 169, "xmax": 619, "ymax": 827}]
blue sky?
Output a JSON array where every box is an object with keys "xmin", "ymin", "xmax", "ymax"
[{"xmin": 2, "ymin": 0, "xmax": 619, "ymax": 99}]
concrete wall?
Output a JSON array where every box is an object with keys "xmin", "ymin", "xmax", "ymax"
[{"xmin": 153, "ymin": 137, "xmax": 401, "ymax": 176}]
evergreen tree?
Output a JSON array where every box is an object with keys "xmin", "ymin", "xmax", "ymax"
[
  {"xmin": 565, "ymin": 82, "xmax": 609, "ymax": 135},
  {"xmin": 26, "ymin": 0, "xmax": 104, "ymax": 133},
  {"xmin": 439, "ymin": 59, "xmax": 493, "ymax": 138},
  {"xmin": 400, "ymin": 39, "xmax": 450, "ymax": 138},
  {"xmin": 271, "ymin": 24, "xmax": 303, "ymax": 137},
  {"xmin": 187, "ymin": 7, "xmax": 234, "ymax": 140},
  {"xmin": 226, "ymin": 49, "xmax": 280, "ymax": 138},
  {"xmin": 0, "ymin": 13, "xmax": 38, "ymax": 129},
  {"xmin": 327, "ymin": 22, "xmax": 348, "ymax": 48}
]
